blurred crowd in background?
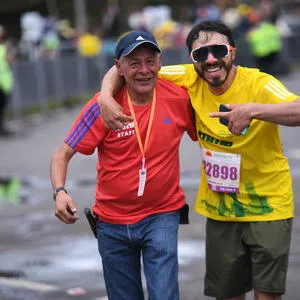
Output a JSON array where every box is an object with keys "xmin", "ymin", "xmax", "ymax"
[
  {"xmin": 1, "ymin": 0, "xmax": 300, "ymax": 64},
  {"xmin": 1, "ymin": 0, "xmax": 300, "ymax": 199},
  {"xmin": 0, "ymin": 0, "xmax": 299, "ymax": 139}
]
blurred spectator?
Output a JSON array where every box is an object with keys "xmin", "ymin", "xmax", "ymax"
[
  {"xmin": 78, "ymin": 29, "xmax": 102, "ymax": 57},
  {"xmin": 153, "ymin": 20, "xmax": 178, "ymax": 49},
  {"xmin": 173, "ymin": 6, "xmax": 193, "ymax": 47},
  {"xmin": 40, "ymin": 17, "xmax": 60, "ymax": 59},
  {"xmin": 0, "ymin": 25, "xmax": 14, "ymax": 136},
  {"xmin": 20, "ymin": 12, "xmax": 45, "ymax": 60},
  {"xmin": 128, "ymin": 9, "xmax": 148, "ymax": 31},
  {"xmin": 259, "ymin": 0, "xmax": 277, "ymax": 23},
  {"xmin": 193, "ymin": 0, "xmax": 221, "ymax": 24},
  {"xmin": 222, "ymin": 6, "xmax": 241, "ymax": 30},
  {"xmin": 246, "ymin": 17, "xmax": 289, "ymax": 76},
  {"xmin": 57, "ymin": 19, "xmax": 77, "ymax": 55},
  {"xmin": 128, "ymin": 5, "xmax": 180, "ymax": 49},
  {"xmin": 128, "ymin": 5, "xmax": 172, "ymax": 34},
  {"xmin": 275, "ymin": 2, "xmax": 300, "ymax": 38},
  {"xmin": 101, "ymin": 2, "xmax": 120, "ymax": 38},
  {"xmin": 143, "ymin": 5, "xmax": 172, "ymax": 33},
  {"xmin": 233, "ymin": 3, "xmax": 261, "ymax": 39}
]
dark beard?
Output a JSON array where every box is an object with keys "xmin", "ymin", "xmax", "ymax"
[{"xmin": 194, "ymin": 60, "xmax": 233, "ymax": 87}]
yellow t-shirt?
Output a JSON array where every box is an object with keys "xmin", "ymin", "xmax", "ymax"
[{"xmin": 159, "ymin": 64, "xmax": 298, "ymax": 221}]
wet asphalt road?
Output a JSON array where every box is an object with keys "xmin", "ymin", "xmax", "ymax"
[{"xmin": 0, "ymin": 71, "xmax": 300, "ymax": 300}]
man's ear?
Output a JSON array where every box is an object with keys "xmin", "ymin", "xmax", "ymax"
[
  {"xmin": 115, "ymin": 59, "xmax": 124, "ymax": 76},
  {"xmin": 158, "ymin": 54, "xmax": 162, "ymax": 70},
  {"xmin": 231, "ymin": 48, "xmax": 236, "ymax": 62}
]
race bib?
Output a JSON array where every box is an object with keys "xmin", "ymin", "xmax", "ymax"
[{"xmin": 202, "ymin": 148, "xmax": 241, "ymax": 193}]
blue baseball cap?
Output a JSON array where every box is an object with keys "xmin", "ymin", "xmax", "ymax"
[{"xmin": 115, "ymin": 30, "xmax": 161, "ymax": 59}]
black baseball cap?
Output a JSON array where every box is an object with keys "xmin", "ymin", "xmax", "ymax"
[{"xmin": 115, "ymin": 30, "xmax": 161, "ymax": 59}]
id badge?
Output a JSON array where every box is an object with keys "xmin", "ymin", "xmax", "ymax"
[{"xmin": 137, "ymin": 168, "xmax": 147, "ymax": 196}]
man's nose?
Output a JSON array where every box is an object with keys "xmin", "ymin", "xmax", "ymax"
[
  {"xmin": 205, "ymin": 51, "xmax": 218, "ymax": 63},
  {"xmin": 139, "ymin": 62, "xmax": 149, "ymax": 73}
]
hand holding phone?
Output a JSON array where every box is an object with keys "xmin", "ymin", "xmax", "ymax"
[
  {"xmin": 219, "ymin": 104, "xmax": 249, "ymax": 136},
  {"xmin": 219, "ymin": 104, "xmax": 230, "ymax": 126}
]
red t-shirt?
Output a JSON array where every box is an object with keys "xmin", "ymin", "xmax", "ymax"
[{"xmin": 65, "ymin": 79, "xmax": 197, "ymax": 224}]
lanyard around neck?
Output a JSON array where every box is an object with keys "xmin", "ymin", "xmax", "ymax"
[{"xmin": 126, "ymin": 89, "xmax": 156, "ymax": 160}]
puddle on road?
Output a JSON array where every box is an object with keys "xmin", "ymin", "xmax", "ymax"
[
  {"xmin": 0, "ymin": 172, "xmax": 201, "ymax": 206},
  {"xmin": 3, "ymin": 162, "xmax": 300, "ymax": 206},
  {"xmin": 0, "ymin": 171, "xmax": 203, "ymax": 291},
  {"xmin": 0, "ymin": 236, "xmax": 205, "ymax": 289},
  {"xmin": 0, "ymin": 236, "xmax": 103, "ymax": 290},
  {"xmin": 179, "ymin": 240, "xmax": 205, "ymax": 265}
]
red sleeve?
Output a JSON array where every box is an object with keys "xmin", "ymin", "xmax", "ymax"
[
  {"xmin": 64, "ymin": 93, "xmax": 109, "ymax": 155},
  {"xmin": 183, "ymin": 97, "xmax": 198, "ymax": 141},
  {"xmin": 157, "ymin": 79, "xmax": 197, "ymax": 142},
  {"xmin": 172, "ymin": 83, "xmax": 197, "ymax": 141}
]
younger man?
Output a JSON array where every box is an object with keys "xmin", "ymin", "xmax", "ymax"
[{"xmin": 97, "ymin": 21, "xmax": 300, "ymax": 300}]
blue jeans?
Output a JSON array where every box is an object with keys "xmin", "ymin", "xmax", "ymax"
[{"xmin": 96, "ymin": 211, "xmax": 180, "ymax": 300}]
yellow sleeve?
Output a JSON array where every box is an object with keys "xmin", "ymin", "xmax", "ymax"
[
  {"xmin": 159, "ymin": 64, "xmax": 196, "ymax": 90},
  {"xmin": 254, "ymin": 73, "xmax": 298, "ymax": 104}
]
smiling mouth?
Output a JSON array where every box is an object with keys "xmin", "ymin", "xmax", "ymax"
[
  {"xmin": 206, "ymin": 65, "xmax": 222, "ymax": 73},
  {"xmin": 137, "ymin": 78, "xmax": 152, "ymax": 82}
]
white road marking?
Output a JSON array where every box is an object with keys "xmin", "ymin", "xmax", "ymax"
[{"xmin": 0, "ymin": 277, "xmax": 58, "ymax": 292}]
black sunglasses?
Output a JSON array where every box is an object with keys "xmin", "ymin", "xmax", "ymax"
[{"xmin": 191, "ymin": 44, "xmax": 236, "ymax": 63}]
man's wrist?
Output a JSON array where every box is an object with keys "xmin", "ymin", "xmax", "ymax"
[{"xmin": 53, "ymin": 187, "xmax": 67, "ymax": 201}]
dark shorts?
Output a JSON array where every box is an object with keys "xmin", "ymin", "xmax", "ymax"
[{"xmin": 204, "ymin": 218, "xmax": 293, "ymax": 299}]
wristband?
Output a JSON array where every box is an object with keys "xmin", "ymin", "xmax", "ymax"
[{"xmin": 53, "ymin": 187, "xmax": 67, "ymax": 201}]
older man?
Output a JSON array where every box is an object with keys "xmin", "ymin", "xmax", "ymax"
[{"xmin": 50, "ymin": 30, "xmax": 196, "ymax": 300}]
